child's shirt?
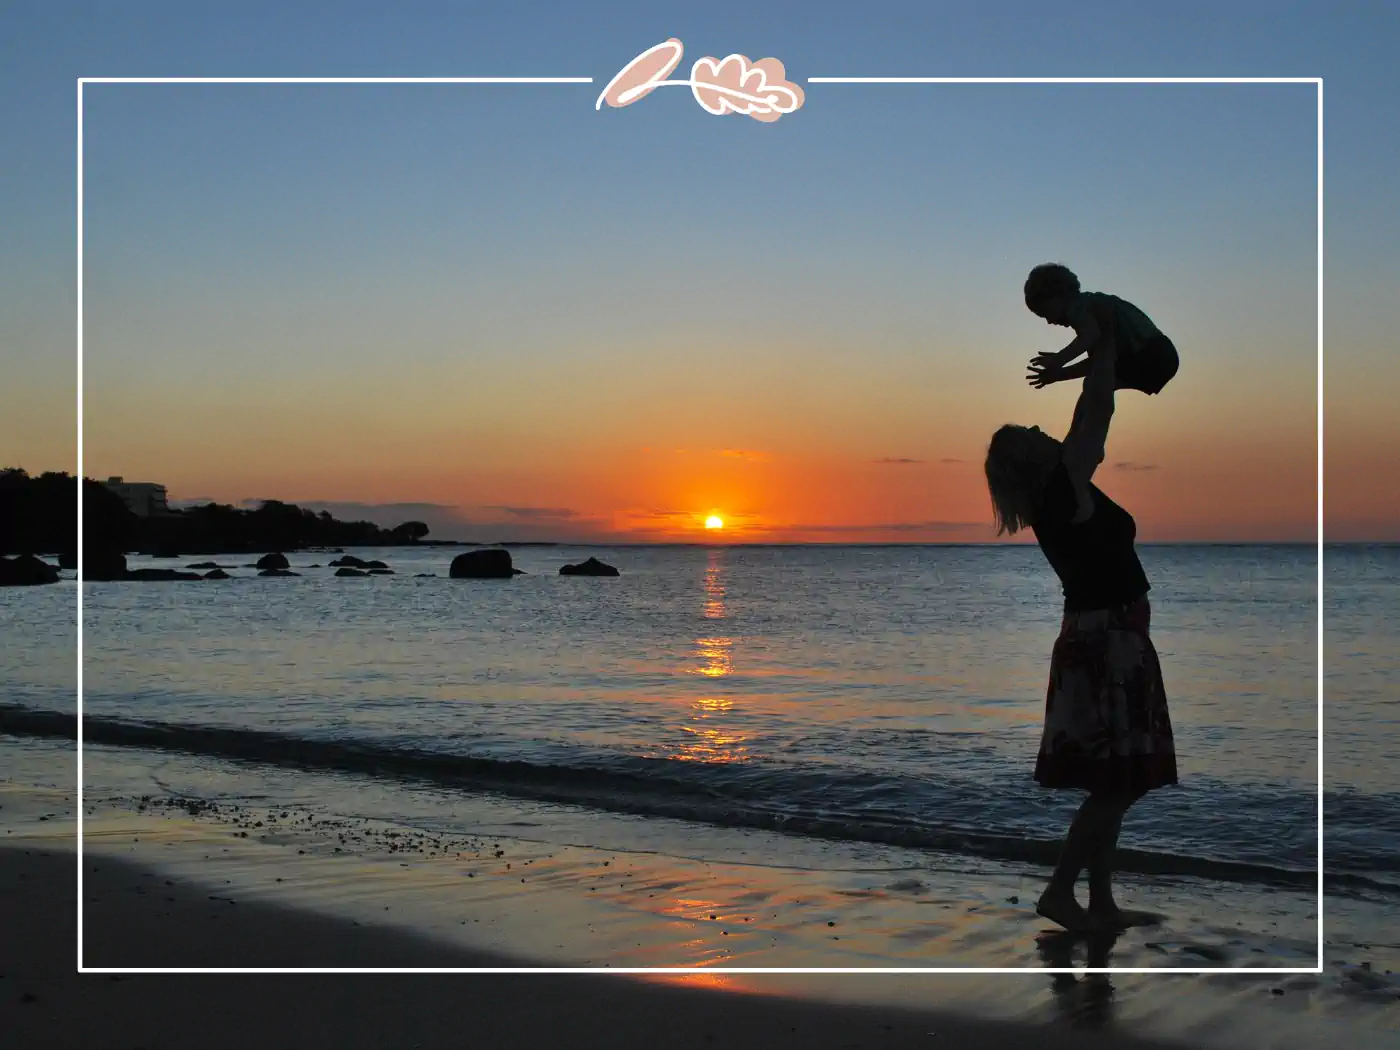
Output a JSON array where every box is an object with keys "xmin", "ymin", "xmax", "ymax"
[
  {"xmin": 1067, "ymin": 291, "xmax": 1177, "ymax": 395},
  {"xmin": 1066, "ymin": 291, "xmax": 1163, "ymax": 354}
]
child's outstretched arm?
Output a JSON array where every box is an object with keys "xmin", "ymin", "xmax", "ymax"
[
  {"xmin": 1027, "ymin": 357, "xmax": 1091, "ymax": 388},
  {"xmin": 1053, "ymin": 297, "xmax": 1102, "ymax": 363},
  {"xmin": 1027, "ymin": 298, "xmax": 1102, "ymax": 387}
]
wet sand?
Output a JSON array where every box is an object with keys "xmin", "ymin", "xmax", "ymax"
[
  {"xmin": 3, "ymin": 844, "xmax": 1193, "ymax": 1050},
  {"xmin": 2, "ymin": 752, "xmax": 1397, "ymax": 1050}
]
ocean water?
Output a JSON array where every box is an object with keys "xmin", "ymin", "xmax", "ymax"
[{"xmin": 1, "ymin": 543, "xmax": 1394, "ymax": 895}]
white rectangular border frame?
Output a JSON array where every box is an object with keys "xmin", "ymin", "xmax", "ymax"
[{"xmin": 75, "ymin": 74, "xmax": 1325, "ymax": 975}]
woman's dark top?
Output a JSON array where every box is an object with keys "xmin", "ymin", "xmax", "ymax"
[{"xmin": 1031, "ymin": 459, "xmax": 1150, "ymax": 612}]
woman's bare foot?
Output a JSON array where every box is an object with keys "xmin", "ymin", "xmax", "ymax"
[{"xmin": 1036, "ymin": 890, "xmax": 1102, "ymax": 932}]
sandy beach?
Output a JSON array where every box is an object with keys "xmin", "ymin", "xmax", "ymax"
[
  {"xmin": 3, "ymin": 844, "xmax": 1202, "ymax": 1050},
  {"xmin": 4, "ymin": 754, "xmax": 1398, "ymax": 1050}
]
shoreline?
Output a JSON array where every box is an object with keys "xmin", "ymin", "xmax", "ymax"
[
  {"xmin": 4, "ymin": 750, "xmax": 1397, "ymax": 1049},
  {"xmin": 4, "ymin": 843, "xmax": 1200, "ymax": 1050},
  {"xmin": 0, "ymin": 706, "xmax": 1339, "ymax": 892}
]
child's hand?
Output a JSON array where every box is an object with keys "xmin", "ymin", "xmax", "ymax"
[{"xmin": 1026, "ymin": 354, "xmax": 1061, "ymax": 389}]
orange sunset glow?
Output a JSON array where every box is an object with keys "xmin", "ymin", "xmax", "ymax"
[{"xmin": 18, "ymin": 38, "xmax": 1353, "ymax": 545}]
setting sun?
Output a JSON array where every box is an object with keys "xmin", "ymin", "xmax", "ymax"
[{"xmin": 705, "ymin": 515, "xmax": 724, "ymax": 530}]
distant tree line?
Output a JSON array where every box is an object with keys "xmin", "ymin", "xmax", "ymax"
[{"xmin": 0, "ymin": 468, "xmax": 430, "ymax": 559}]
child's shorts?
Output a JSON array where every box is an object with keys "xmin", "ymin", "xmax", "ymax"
[{"xmin": 1118, "ymin": 333, "xmax": 1179, "ymax": 395}]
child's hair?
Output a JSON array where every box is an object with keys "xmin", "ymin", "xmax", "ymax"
[{"xmin": 1024, "ymin": 263, "xmax": 1080, "ymax": 310}]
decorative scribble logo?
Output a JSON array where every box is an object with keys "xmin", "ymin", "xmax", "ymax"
[{"xmin": 597, "ymin": 38, "xmax": 804, "ymax": 123}]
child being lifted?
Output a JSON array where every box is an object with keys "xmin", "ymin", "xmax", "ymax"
[{"xmin": 1024, "ymin": 263, "xmax": 1179, "ymax": 397}]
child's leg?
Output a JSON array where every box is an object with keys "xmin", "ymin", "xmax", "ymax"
[
  {"xmin": 1114, "ymin": 337, "xmax": 1178, "ymax": 394},
  {"xmin": 1139, "ymin": 335, "xmax": 1179, "ymax": 394}
]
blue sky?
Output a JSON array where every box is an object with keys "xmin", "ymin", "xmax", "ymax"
[{"xmin": 1, "ymin": 1, "xmax": 1396, "ymax": 539}]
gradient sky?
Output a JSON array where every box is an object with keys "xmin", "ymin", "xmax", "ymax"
[{"xmin": 2, "ymin": 1, "xmax": 1396, "ymax": 542}]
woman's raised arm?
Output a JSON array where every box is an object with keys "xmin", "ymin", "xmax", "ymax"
[{"xmin": 1061, "ymin": 327, "xmax": 1117, "ymax": 495}]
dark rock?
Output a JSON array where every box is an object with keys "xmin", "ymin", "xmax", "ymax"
[
  {"xmin": 308, "ymin": 563, "xmax": 321, "ymax": 568},
  {"xmin": 328, "ymin": 556, "xmax": 368, "ymax": 568},
  {"xmin": 559, "ymin": 557, "xmax": 620, "ymax": 577},
  {"xmin": 335, "ymin": 567, "xmax": 369, "ymax": 577},
  {"xmin": 58, "ymin": 551, "xmax": 77, "ymax": 570},
  {"xmin": 255, "ymin": 553, "xmax": 290, "ymax": 570},
  {"xmin": 203, "ymin": 569, "xmax": 231, "ymax": 580},
  {"xmin": 257, "ymin": 568, "xmax": 300, "ymax": 577},
  {"xmin": 362, "ymin": 560, "xmax": 388, "ymax": 570},
  {"xmin": 367, "ymin": 568, "xmax": 394, "ymax": 575},
  {"xmin": 0, "ymin": 555, "xmax": 61, "ymax": 587},
  {"xmin": 449, "ymin": 549, "xmax": 523, "ymax": 579},
  {"xmin": 187, "ymin": 562, "xmax": 224, "ymax": 569},
  {"xmin": 125, "ymin": 568, "xmax": 204, "ymax": 581},
  {"xmin": 414, "ymin": 573, "xmax": 435, "ymax": 577},
  {"xmin": 84, "ymin": 551, "xmax": 128, "ymax": 581}
]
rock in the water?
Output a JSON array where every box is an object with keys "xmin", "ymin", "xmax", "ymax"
[
  {"xmin": 258, "ymin": 568, "xmax": 300, "ymax": 577},
  {"xmin": 203, "ymin": 569, "xmax": 231, "ymax": 580},
  {"xmin": 328, "ymin": 555, "xmax": 367, "ymax": 568},
  {"xmin": 363, "ymin": 560, "xmax": 388, "ymax": 570},
  {"xmin": 449, "ymin": 549, "xmax": 522, "ymax": 579},
  {"xmin": 0, "ymin": 555, "xmax": 61, "ymax": 587},
  {"xmin": 414, "ymin": 573, "xmax": 435, "ymax": 577},
  {"xmin": 559, "ymin": 557, "xmax": 620, "ymax": 577},
  {"xmin": 85, "ymin": 551, "xmax": 128, "ymax": 581},
  {"xmin": 335, "ymin": 567, "xmax": 369, "ymax": 577},
  {"xmin": 255, "ymin": 553, "xmax": 290, "ymax": 570}
]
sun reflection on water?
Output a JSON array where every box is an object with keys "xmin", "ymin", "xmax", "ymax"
[
  {"xmin": 671, "ymin": 550, "xmax": 750, "ymax": 764},
  {"xmin": 692, "ymin": 637, "xmax": 733, "ymax": 677},
  {"xmin": 703, "ymin": 548, "xmax": 726, "ymax": 620}
]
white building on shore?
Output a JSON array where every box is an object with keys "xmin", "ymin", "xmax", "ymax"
[{"xmin": 102, "ymin": 476, "xmax": 170, "ymax": 517}]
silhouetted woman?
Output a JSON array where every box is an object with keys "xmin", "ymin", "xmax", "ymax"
[{"xmin": 984, "ymin": 336, "xmax": 1177, "ymax": 931}]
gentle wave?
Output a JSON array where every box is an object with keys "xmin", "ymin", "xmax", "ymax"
[{"xmin": 2, "ymin": 702, "xmax": 1386, "ymax": 895}]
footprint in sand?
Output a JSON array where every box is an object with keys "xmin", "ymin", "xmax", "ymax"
[
  {"xmin": 1179, "ymin": 943, "xmax": 1230, "ymax": 962},
  {"xmin": 885, "ymin": 879, "xmax": 927, "ymax": 893}
]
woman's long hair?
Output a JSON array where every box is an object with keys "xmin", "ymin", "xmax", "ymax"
[{"xmin": 984, "ymin": 425, "xmax": 1054, "ymax": 535}]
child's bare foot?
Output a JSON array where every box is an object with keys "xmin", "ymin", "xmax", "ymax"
[{"xmin": 1036, "ymin": 890, "xmax": 1103, "ymax": 932}]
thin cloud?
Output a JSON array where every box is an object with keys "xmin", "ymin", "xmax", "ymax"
[
  {"xmin": 873, "ymin": 457, "xmax": 924, "ymax": 465},
  {"xmin": 1113, "ymin": 462, "xmax": 1159, "ymax": 472},
  {"xmin": 484, "ymin": 506, "xmax": 580, "ymax": 520},
  {"xmin": 720, "ymin": 449, "xmax": 771, "ymax": 462},
  {"xmin": 746, "ymin": 520, "xmax": 977, "ymax": 534},
  {"xmin": 940, "ymin": 457, "xmax": 963, "ymax": 464}
]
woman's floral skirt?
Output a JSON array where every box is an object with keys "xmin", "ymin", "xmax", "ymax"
[{"xmin": 1034, "ymin": 596, "xmax": 1179, "ymax": 794}]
